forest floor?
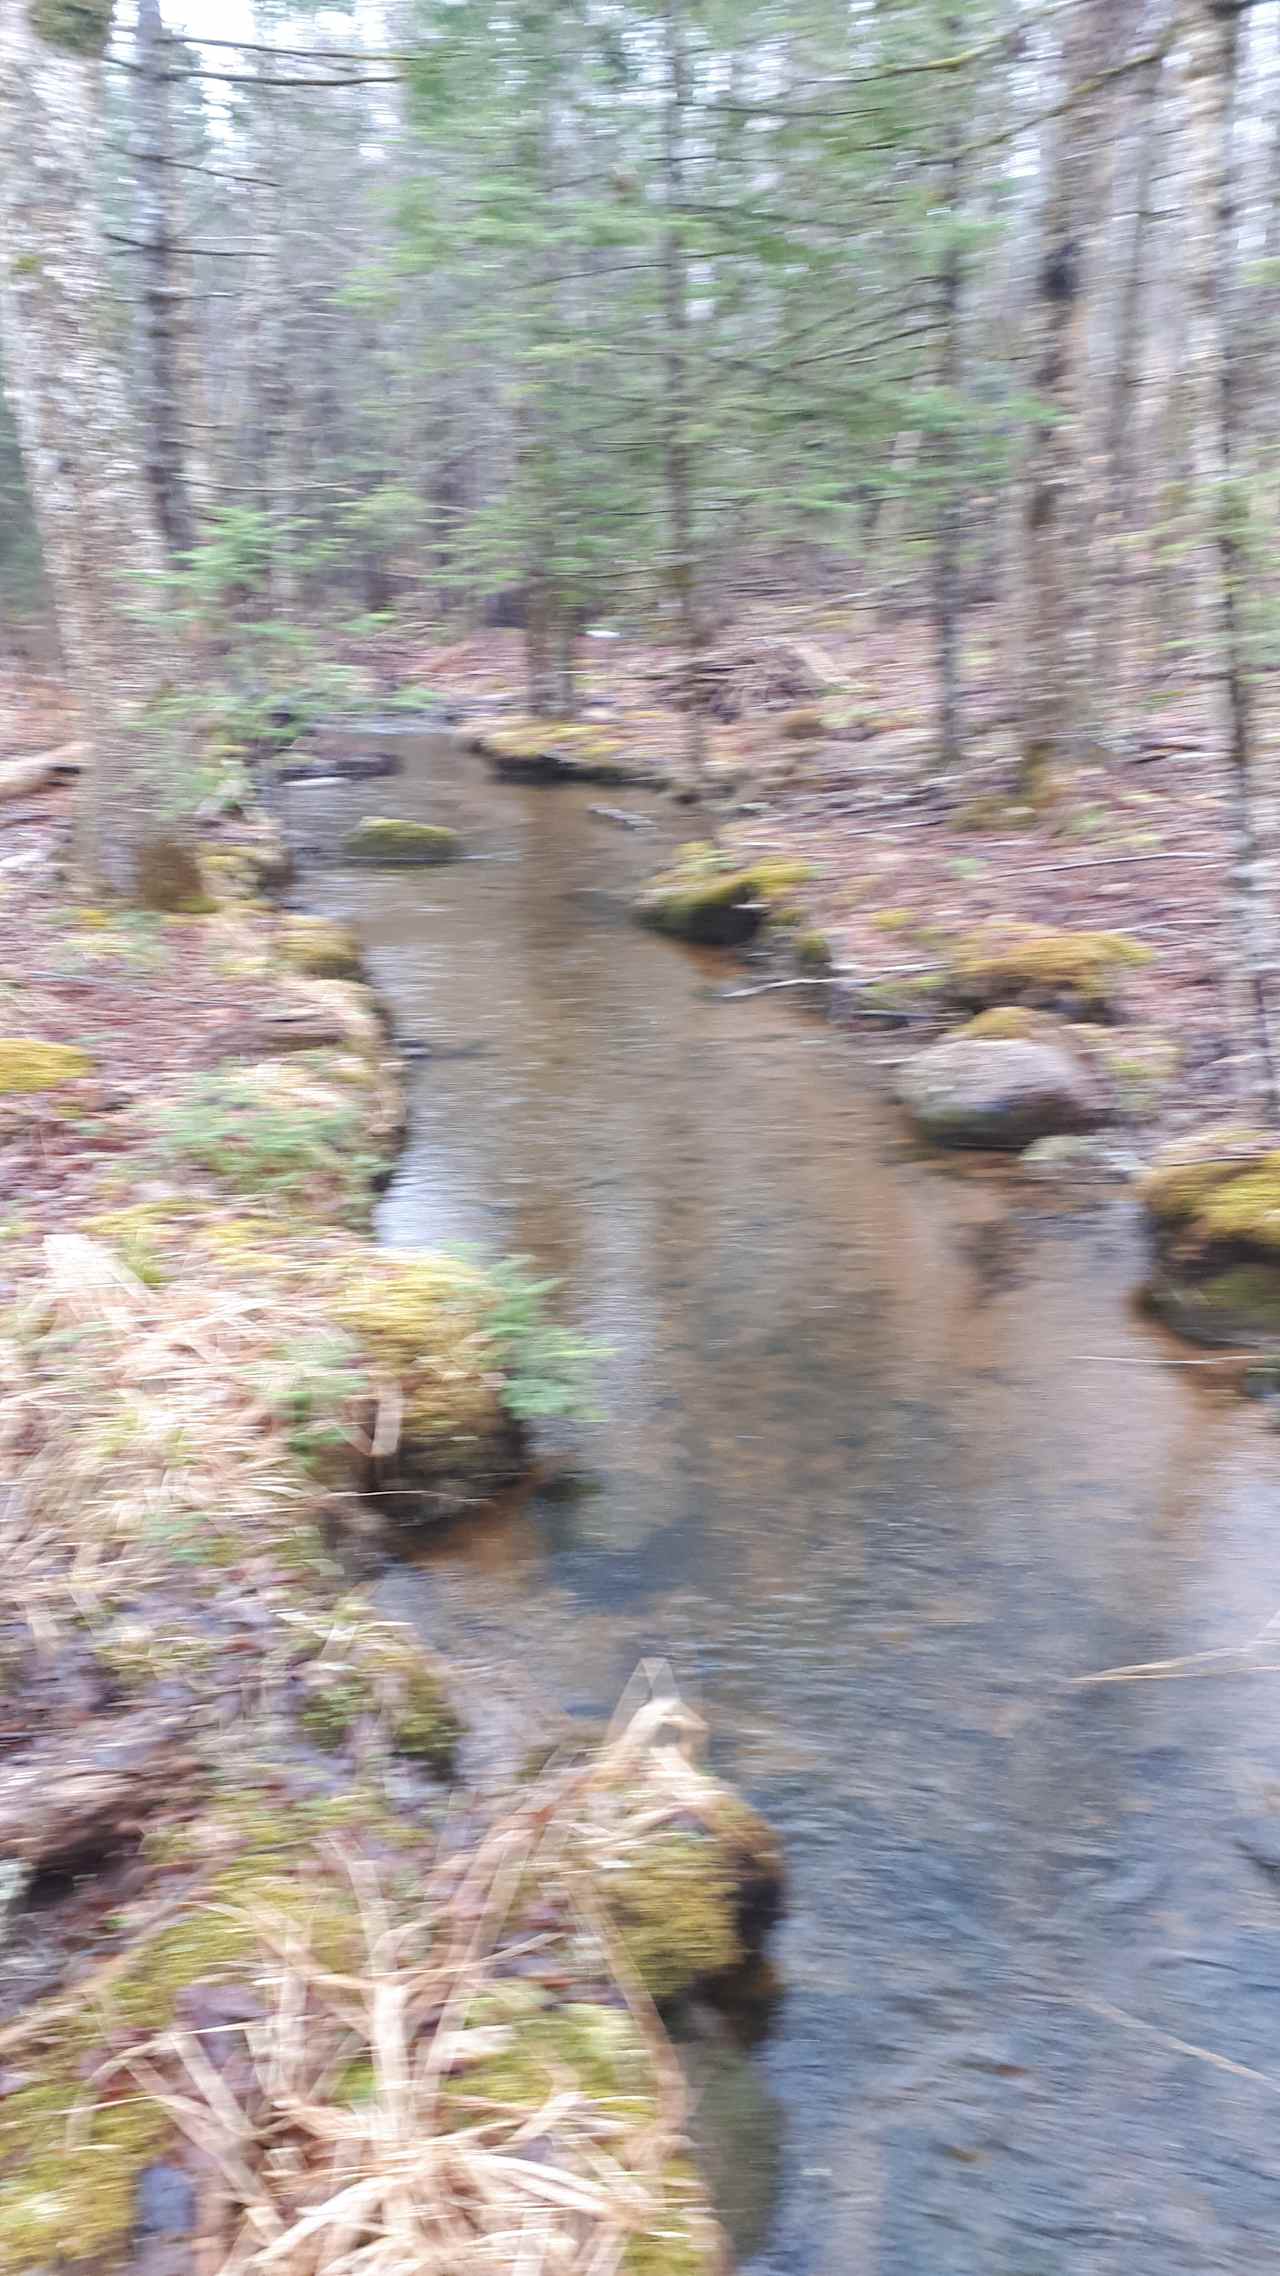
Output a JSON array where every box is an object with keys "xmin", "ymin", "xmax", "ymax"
[{"xmin": 417, "ymin": 610, "xmax": 1253, "ymax": 1143}]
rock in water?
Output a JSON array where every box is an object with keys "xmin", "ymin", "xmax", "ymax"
[
  {"xmin": 898, "ymin": 1036, "xmax": 1108, "ymax": 1151},
  {"xmin": 341, "ymin": 818, "xmax": 460, "ymax": 865}
]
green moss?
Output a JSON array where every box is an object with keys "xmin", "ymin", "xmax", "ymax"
[
  {"xmin": 28, "ymin": 0, "xmax": 113, "ymax": 58},
  {"xmin": 278, "ymin": 915, "xmax": 365, "ymax": 981},
  {"xmin": 297, "ymin": 1623, "xmax": 460, "ymax": 1770},
  {"xmin": 330, "ymin": 1252, "xmax": 511, "ymax": 1477},
  {"xmin": 1194, "ymin": 1163, "xmax": 1280, "ymax": 1252},
  {"xmin": 1140, "ymin": 1128, "xmax": 1274, "ymax": 1226},
  {"xmin": 605, "ymin": 1833, "xmax": 742, "ymax": 2002},
  {"xmin": 477, "ymin": 721, "xmax": 642, "ymax": 784},
  {"xmin": 945, "ymin": 921, "xmax": 1151, "ymax": 1016},
  {"xmin": 0, "ymin": 2076, "xmax": 169, "ymax": 2275},
  {"xmin": 0, "ymin": 1039, "xmax": 91, "ymax": 1094},
  {"xmin": 635, "ymin": 845, "xmax": 813, "ymax": 948},
  {"xmin": 342, "ymin": 818, "xmax": 461, "ymax": 865},
  {"xmin": 956, "ymin": 1005, "xmax": 1051, "ymax": 1043},
  {"xmin": 868, "ymin": 906, "xmax": 914, "ymax": 934},
  {"xmin": 793, "ymin": 929, "xmax": 833, "ymax": 973}
]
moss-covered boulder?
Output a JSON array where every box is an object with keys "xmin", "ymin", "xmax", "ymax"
[
  {"xmin": 634, "ymin": 843, "xmax": 813, "ymax": 947},
  {"xmin": 942, "ymin": 921, "xmax": 1151, "ymax": 1020},
  {"xmin": 898, "ymin": 1033, "xmax": 1110, "ymax": 1151},
  {"xmin": 471, "ymin": 719, "xmax": 652, "ymax": 785},
  {"xmin": 277, "ymin": 913, "xmax": 366, "ymax": 980},
  {"xmin": 296, "ymin": 1610, "xmax": 460, "ymax": 1770},
  {"xmin": 330, "ymin": 1250, "xmax": 527, "ymax": 1503},
  {"xmin": 0, "ymin": 1039, "xmax": 92, "ymax": 1094},
  {"xmin": 1140, "ymin": 1125, "xmax": 1280, "ymax": 1344},
  {"xmin": 342, "ymin": 817, "xmax": 461, "ymax": 864},
  {"xmin": 134, "ymin": 835, "xmax": 217, "ymax": 915}
]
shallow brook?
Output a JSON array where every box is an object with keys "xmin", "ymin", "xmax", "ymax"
[{"xmin": 292, "ymin": 734, "xmax": 1280, "ymax": 2274}]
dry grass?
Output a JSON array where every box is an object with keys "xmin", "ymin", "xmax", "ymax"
[{"xmin": 79, "ymin": 1685, "xmax": 726, "ymax": 2276}]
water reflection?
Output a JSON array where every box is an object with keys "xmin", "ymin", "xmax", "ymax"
[{"xmin": 294, "ymin": 739, "xmax": 1280, "ymax": 2274}]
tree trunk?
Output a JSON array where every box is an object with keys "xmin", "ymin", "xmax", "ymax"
[
  {"xmin": 0, "ymin": 0, "xmax": 192, "ymax": 899},
  {"xmin": 660, "ymin": 0, "xmax": 709, "ymax": 798},
  {"xmin": 929, "ymin": 15, "xmax": 966, "ymax": 772},
  {"xmin": 132, "ymin": 0, "xmax": 194, "ymax": 563},
  {"xmin": 1018, "ymin": 1, "xmax": 1109, "ymax": 794},
  {"xmin": 1095, "ymin": 32, "xmax": 1165, "ymax": 742},
  {"xmin": 1184, "ymin": 0, "xmax": 1278, "ymax": 1116}
]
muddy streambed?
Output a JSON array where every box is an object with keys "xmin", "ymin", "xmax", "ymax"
[{"xmin": 290, "ymin": 733, "xmax": 1280, "ymax": 2274}]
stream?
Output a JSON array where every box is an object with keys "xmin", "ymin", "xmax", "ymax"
[{"xmin": 291, "ymin": 731, "xmax": 1280, "ymax": 2275}]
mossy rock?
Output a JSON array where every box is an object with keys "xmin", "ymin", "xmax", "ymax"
[
  {"xmin": 602, "ymin": 1788, "xmax": 784, "ymax": 2007},
  {"xmin": 634, "ymin": 844, "xmax": 813, "ymax": 948},
  {"xmin": 134, "ymin": 835, "xmax": 217, "ymax": 915},
  {"xmin": 779, "ymin": 707, "xmax": 825, "ymax": 740},
  {"xmin": 297, "ymin": 1614, "xmax": 460, "ymax": 1771},
  {"xmin": 277, "ymin": 914, "xmax": 365, "ymax": 981},
  {"xmin": 943, "ymin": 920, "xmax": 1151, "ymax": 1019},
  {"xmin": 342, "ymin": 817, "xmax": 461, "ymax": 865},
  {"xmin": 473, "ymin": 720, "xmax": 652, "ymax": 786},
  {"xmin": 330, "ymin": 1251, "xmax": 524, "ymax": 1501},
  {"xmin": 0, "ymin": 1039, "xmax": 92, "ymax": 1094},
  {"xmin": 1140, "ymin": 1126, "xmax": 1280, "ymax": 1346}
]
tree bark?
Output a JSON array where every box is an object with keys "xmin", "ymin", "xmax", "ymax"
[
  {"xmin": 1018, "ymin": 0, "xmax": 1110, "ymax": 793},
  {"xmin": 660, "ymin": 0, "xmax": 710, "ymax": 797},
  {"xmin": 0, "ymin": 0, "xmax": 189, "ymax": 898},
  {"xmin": 1184, "ymin": 0, "xmax": 1278, "ymax": 1116},
  {"xmin": 132, "ymin": 0, "xmax": 194, "ymax": 563},
  {"xmin": 929, "ymin": 14, "xmax": 966, "ymax": 771}
]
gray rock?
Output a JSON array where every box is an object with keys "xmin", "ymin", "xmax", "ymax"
[{"xmin": 898, "ymin": 1037, "xmax": 1108, "ymax": 1151}]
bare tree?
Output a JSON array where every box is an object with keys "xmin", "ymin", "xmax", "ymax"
[
  {"xmin": 0, "ymin": 0, "xmax": 194, "ymax": 900},
  {"xmin": 133, "ymin": 0, "xmax": 195, "ymax": 561},
  {"xmin": 1184, "ymin": 0, "xmax": 1278, "ymax": 1113}
]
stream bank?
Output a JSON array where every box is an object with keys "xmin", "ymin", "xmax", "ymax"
[
  {"xmin": 0, "ymin": 801, "xmax": 771, "ymax": 2274},
  {"xmin": 296, "ymin": 729, "xmax": 1280, "ymax": 2275}
]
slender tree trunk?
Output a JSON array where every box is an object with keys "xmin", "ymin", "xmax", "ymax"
[
  {"xmin": 132, "ymin": 0, "xmax": 193, "ymax": 563},
  {"xmin": 1185, "ymin": 0, "xmax": 1278, "ymax": 1115},
  {"xmin": 0, "ymin": 0, "xmax": 194, "ymax": 901},
  {"xmin": 929, "ymin": 16, "xmax": 966, "ymax": 771},
  {"xmin": 1018, "ymin": 0, "xmax": 1108, "ymax": 794},
  {"xmin": 659, "ymin": 0, "xmax": 709, "ymax": 796},
  {"xmin": 1096, "ymin": 35, "xmax": 1164, "ymax": 741}
]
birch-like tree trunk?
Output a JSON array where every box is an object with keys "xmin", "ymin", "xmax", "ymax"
[
  {"xmin": 1018, "ymin": 1, "xmax": 1109, "ymax": 793},
  {"xmin": 1095, "ymin": 32, "xmax": 1165, "ymax": 741},
  {"xmin": 1184, "ymin": 0, "xmax": 1278, "ymax": 1115},
  {"xmin": 133, "ymin": 0, "xmax": 194, "ymax": 562},
  {"xmin": 0, "ymin": 0, "xmax": 193, "ymax": 900}
]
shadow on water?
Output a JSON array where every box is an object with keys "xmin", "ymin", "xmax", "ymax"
[{"xmin": 291, "ymin": 733, "xmax": 1280, "ymax": 2275}]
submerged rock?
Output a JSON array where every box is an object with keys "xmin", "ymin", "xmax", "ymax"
[
  {"xmin": 1140, "ymin": 1124, "xmax": 1280, "ymax": 1345},
  {"xmin": 634, "ymin": 843, "xmax": 812, "ymax": 947},
  {"xmin": 341, "ymin": 817, "xmax": 460, "ymax": 864},
  {"xmin": 899, "ymin": 1033, "xmax": 1108, "ymax": 1150}
]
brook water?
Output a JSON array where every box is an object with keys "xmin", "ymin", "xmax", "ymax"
[{"xmin": 295, "ymin": 733, "xmax": 1280, "ymax": 2274}]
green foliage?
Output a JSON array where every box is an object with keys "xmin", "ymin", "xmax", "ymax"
[
  {"xmin": 152, "ymin": 1071, "xmax": 376, "ymax": 1212},
  {"xmin": 483, "ymin": 1255, "xmax": 601, "ymax": 1422},
  {"xmin": 262, "ymin": 1330, "xmax": 370, "ymax": 1465}
]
